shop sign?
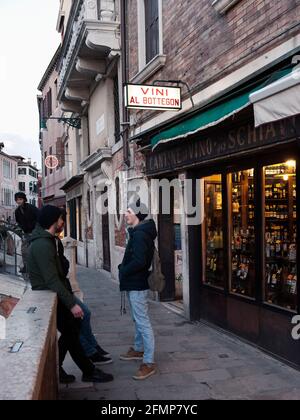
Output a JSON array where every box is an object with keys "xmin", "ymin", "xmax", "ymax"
[
  {"xmin": 125, "ymin": 84, "xmax": 182, "ymax": 111},
  {"xmin": 146, "ymin": 115, "xmax": 300, "ymax": 175}
]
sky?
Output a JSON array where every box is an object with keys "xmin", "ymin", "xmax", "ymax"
[{"xmin": 0, "ymin": 0, "xmax": 61, "ymax": 168}]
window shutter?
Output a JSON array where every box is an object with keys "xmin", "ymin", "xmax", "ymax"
[{"xmin": 56, "ymin": 137, "xmax": 65, "ymax": 168}]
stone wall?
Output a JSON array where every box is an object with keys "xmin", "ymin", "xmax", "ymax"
[{"xmin": 0, "ymin": 290, "xmax": 58, "ymax": 400}]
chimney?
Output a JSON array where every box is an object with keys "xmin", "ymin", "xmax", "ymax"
[{"xmin": 0, "ymin": 142, "xmax": 4, "ymax": 152}]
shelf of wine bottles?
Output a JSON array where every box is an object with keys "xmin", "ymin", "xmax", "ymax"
[{"xmin": 264, "ymin": 162, "xmax": 297, "ymax": 311}]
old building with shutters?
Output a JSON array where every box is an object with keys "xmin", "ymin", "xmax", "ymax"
[
  {"xmin": 14, "ymin": 157, "xmax": 39, "ymax": 207},
  {"xmin": 37, "ymin": 46, "xmax": 67, "ymax": 209},
  {"xmin": 0, "ymin": 144, "xmax": 18, "ymax": 222},
  {"xmin": 54, "ymin": 0, "xmax": 127, "ymax": 271}
]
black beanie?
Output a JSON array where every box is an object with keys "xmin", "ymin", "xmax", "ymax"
[
  {"xmin": 15, "ymin": 192, "xmax": 27, "ymax": 202},
  {"xmin": 128, "ymin": 199, "xmax": 149, "ymax": 222},
  {"xmin": 38, "ymin": 205, "xmax": 63, "ymax": 229}
]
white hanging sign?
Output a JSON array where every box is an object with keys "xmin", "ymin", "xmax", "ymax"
[{"xmin": 125, "ymin": 84, "xmax": 182, "ymax": 111}]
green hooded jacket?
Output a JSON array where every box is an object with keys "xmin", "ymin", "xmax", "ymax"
[{"xmin": 27, "ymin": 225, "xmax": 76, "ymax": 310}]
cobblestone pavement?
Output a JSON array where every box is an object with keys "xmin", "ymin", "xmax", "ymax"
[{"xmin": 60, "ymin": 266, "xmax": 300, "ymax": 401}]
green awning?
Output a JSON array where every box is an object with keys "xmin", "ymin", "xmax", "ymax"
[{"xmin": 151, "ymin": 68, "xmax": 293, "ymax": 149}]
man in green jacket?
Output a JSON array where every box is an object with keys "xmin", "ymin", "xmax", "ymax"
[{"xmin": 27, "ymin": 205, "xmax": 113, "ymax": 384}]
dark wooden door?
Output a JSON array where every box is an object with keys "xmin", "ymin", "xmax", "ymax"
[
  {"xmin": 69, "ymin": 199, "xmax": 77, "ymax": 240},
  {"xmin": 158, "ymin": 185, "xmax": 175, "ymax": 301}
]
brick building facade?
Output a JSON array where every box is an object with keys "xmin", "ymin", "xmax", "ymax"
[{"xmin": 124, "ymin": 0, "xmax": 300, "ymax": 366}]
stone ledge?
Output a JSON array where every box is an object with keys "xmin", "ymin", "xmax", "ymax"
[
  {"xmin": 0, "ymin": 289, "xmax": 57, "ymax": 400},
  {"xmin": 130, "ymin": 55, "xmax": 167, "ymax": 84}
]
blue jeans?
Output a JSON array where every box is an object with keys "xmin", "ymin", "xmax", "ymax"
[
  {"xmin": 74, "ymin": 297, "xmax": 99, "ymax": 358},
  {"xmin": 127, "ymin": 291, "xmax": 155, "ymax": 364}
]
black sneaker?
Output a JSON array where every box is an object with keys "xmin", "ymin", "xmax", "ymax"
[
  {"xmin": 59, "ymin": 367, "xmax": 76, "ymax": 384},
  {"xmin": 96, "ymin": 345, "xmax": 111, "ymax": 358},
  {"xmin": 82, "ymin": 368, "xmax": 114, "ymax": 383},
  {"xmin": 89, "ymin": 352, "xmax": 113, "ymax": 365}
]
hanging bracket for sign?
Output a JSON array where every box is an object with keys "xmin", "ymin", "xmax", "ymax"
[
  {"xmin": 125, "ymin": 83, "xmax": 182, "ymax": 111},
  {"xmin": 153, "ymin": 80, "xmax": 195, "ymax": 109}
]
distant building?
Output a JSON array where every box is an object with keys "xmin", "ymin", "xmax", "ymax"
[
  {"xmin": 37, "ymin": 47, "xmax": 66, "ymax": 209},
  {"xmin": 12, "ymin": 156, "xmax": 39, "ymax": 207},
  {"xmin": 0, "ymin": 143, "xmax": 18, "ymax": 222}
]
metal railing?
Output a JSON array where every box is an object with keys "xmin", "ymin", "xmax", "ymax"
[{"xmin": 0, "ymin": 222, "xmax": 24, "ymax": 278}]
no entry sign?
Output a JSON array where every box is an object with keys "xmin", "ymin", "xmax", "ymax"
[{"xmin": 45, "ymin": 155, "xmax": 59, "ymax": 170}]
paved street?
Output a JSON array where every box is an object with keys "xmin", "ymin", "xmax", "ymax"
[{"xmin": 60, "ymin": 266, "xmax": 300, "ymax": 401}]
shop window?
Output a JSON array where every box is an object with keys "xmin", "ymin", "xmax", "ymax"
[
  {"xmin": 264, "ymin": 161, "xmax": 297, "ymax": 312},
  {"xmin": 229, "ymin": 169, "xmax": 256, "ymax": 298},
  {"xmin": 203, "ymin": 174, "xmax": 224, "ymax": 288}
]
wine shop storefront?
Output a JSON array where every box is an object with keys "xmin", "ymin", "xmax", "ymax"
[{"xmin": 145, "ymin": 92, "xmax": 300, "ymax": 366}]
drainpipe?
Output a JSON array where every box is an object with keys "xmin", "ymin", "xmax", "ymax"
[{"xmin": 120, "ymin": 0, "xmax": 130, "ymax": 168}]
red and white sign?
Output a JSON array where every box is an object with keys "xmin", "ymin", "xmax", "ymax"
[
  {"xmin": 125, "ymin": 84, "xmax": 182, "ymax": 111},
  {"xmin": 45, "ymin": 155, "xmax": 59, "ymax": 170}
]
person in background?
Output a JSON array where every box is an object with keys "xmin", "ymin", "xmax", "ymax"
[
  {"xmin": 27, "ymin": 205, "xmax": 114, "ymax": 384},
  {"xmin": 119, "ymin": 201, "xmax": 158, "ymax": 380},
  {"xmin": 14, "ymin": 192, "xmax": 39, "ymax": 273}
]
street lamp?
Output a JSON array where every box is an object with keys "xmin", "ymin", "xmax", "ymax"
[{"xmin": 41, "ymin": 116, "xmax": 81, "ymax": 131}]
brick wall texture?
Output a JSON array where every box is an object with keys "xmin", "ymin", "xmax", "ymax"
[{"xmin": 127, "ymin": 0, "xmax": 300, "ymax": 124}]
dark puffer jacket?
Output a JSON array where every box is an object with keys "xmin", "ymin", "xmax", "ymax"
[
  {"xmin": 27, "ymin": 225, "xmax": 76, "ymax": 310},
  {"xmin": 119, "ymin": 220, "xmax": 157, "ymax": 292}
]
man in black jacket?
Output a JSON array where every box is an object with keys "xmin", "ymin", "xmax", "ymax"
[
  {"xmin": 14, "ymin": 192, "xmax": 39, "ymax": 273},
  {"xmin": 119, "ymin": 201, "xmax": 158, "ymax": 380}
]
